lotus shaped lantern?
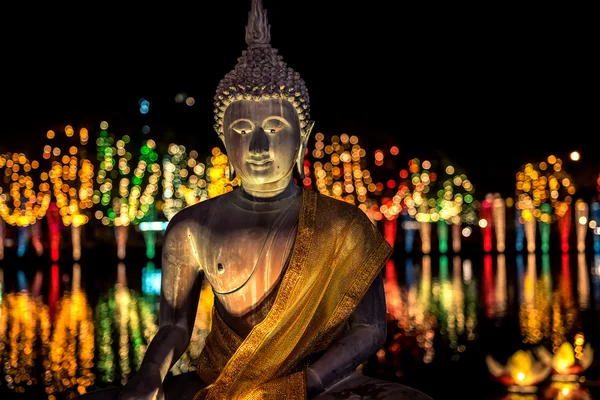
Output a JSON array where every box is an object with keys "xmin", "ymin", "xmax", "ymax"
[
  {"xmin": 486, "ymin": 349, "xmax": 552, "ymax": 394},
  {"xmin": 535, "ymin": 341, "xmax": 593, "ymax": 382}
]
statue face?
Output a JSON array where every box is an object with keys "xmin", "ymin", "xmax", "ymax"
[{"xmin": 223, "ymin": 98, "xmax": 301, "ymax": 186}]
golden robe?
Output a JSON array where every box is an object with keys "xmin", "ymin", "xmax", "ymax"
[{"xmin": 194, "ymin": 189, "xmax": 392, "ymax": 400}]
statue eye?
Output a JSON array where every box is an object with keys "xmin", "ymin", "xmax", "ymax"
[
  {"xmin": 231, "ymin": 120, "xmax": 254, "ymax": 135},
  {"xmin": 263, "ymin": 118, "xmax": 288, "ymax": 134}
]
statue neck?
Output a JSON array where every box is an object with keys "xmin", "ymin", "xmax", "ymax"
[
  {"xmin": 233, "ymin": 177, "xmax": 301, "ymax": 213},
  {"xmin": 240, "ymin": 173, "xmax": 297, "ymax": 199}
]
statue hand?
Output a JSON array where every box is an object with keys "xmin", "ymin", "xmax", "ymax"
[{"xmin": 118, "ymin": 368, "xmax": 164, "ymax": 400}]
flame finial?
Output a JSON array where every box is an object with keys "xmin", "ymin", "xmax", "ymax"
[{"xmin": 245, "ymin": 0, "xmax": 271, "ymax": 48}]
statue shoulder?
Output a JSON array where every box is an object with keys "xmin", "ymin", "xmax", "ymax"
[
  {"xmin": 164, "ymin": 195, "xmax": 226, "ymax": 239},
  {"xmin": 312, "ymin": 192, "xmax": 386, "ymax": 252},
  {"xmin": 313, "ymin": 192, "xmax": 373, "ymax": 228}
]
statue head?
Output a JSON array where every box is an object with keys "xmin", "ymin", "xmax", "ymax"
[{"xmin": 214, "ymin": 0, "xmax": 314, "ymax": 191}]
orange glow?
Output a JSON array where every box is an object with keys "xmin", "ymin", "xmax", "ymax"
[
  {"xmin": 65, "ymin": 125, "xmax": 75, "ymax": 137},
  {"xmin": 390, "ymin": 146, "xmax": 399, "ymax": 155}
]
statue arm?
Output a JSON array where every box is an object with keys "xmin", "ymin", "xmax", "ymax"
[
  {"xmin": 120, "ymin": 219, "xmax": 204, "ymax": 398},
  {"xmin": 306, "ymin": 272, "xmax": 386, "ymax": 397}
]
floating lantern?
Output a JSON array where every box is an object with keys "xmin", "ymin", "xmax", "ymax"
[
  {"xmin": 535, "ymin": 339, "xmax": 593, "ymax": 382},
  {"xmin": 486, "ymin": 349, "xmax": 552, "ymax": 394}
]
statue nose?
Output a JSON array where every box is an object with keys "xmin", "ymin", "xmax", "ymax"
[{"xmin": 249, "ymin": 127, "xmax": 269, "ymax": 155}]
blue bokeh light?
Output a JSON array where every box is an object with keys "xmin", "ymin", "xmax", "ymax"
[{"xmin": 139, "ymin": 98, "xmax": 150, "ymax": 114}]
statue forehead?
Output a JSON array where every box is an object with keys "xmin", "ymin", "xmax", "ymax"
[{"xmin": 224, "ymin": 99, "xmax": 299, "ymax": 121}]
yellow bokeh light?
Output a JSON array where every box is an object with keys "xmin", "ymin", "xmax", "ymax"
[
  {"xmin": 65, "ymin": 125, "xmax": 75, "ymax": 137},
  {"xmin": 570, "ymin": 151, "xmax": 580, "ymax": 161}
]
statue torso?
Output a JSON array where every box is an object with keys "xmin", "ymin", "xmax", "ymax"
[{"xmin": 195, "ymin": 187, "xmax": 300, "ymax": 337}]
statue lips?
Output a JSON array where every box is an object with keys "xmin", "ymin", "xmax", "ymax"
[{"xmin": 247, "ymin": 157, "xmax": 274, "ymax": 171}]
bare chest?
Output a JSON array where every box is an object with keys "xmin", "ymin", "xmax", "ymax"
[{"xmin": 200, "ymin": 206, "xmax": 299, "ymax": 316}]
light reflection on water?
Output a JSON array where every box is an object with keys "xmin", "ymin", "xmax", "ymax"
[
  {"xmin": 371, "ymin": 252, "xmax": 600, "ymax": 400},
  {"xmin": 0, "ymin": 261, "xmax": 213, "ymax": 399},
  {"xmin": 0, "ymin": 254, "xmax": 599, "ymax": 399}
]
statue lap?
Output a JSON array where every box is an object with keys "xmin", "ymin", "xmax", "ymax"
[
  {"xmin": 78, "ymin": 372, "xmax": 205, "ymax": 400},
  {"xmin": 79, "ymin": 372, "xmax": 431, "ymax": 400},
  {"xmin": 315, "ymin": 373, "xmax": 433, "ymax": 400}
]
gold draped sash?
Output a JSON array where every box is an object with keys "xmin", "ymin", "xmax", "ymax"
[{"xmin": 194, "ymin": 189, "xmax": 392, "ymax": 399}]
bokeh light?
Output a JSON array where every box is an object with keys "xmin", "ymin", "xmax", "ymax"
[
  {"xmin": 516, "ymin": 156, "xmax": 575, "ymax": 224},
  {"xmin": 92, "ymin": 122, "xmax": 160, "ymax": 227},
  {"xmin": 161, "ymin": 144, "xmax": 209, "ymax": 220},
  {"xmin": 308, "ymin": 132, "xmax": 374, "ymax": 216},
  {"xmin": 0, "ymin": 152, "xmax": 51, "ymax": 227}
]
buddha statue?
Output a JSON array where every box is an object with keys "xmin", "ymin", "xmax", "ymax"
[{"xmin": 82, "ymin": 1, "xmax": 431, "ymax": 399}]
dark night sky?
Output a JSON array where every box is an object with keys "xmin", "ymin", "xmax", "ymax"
[{"xmin": 2, "ymin": 2, "xmax": 598, "ymax": 198}]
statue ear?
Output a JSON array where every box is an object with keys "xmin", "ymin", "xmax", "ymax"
[
  {"xmin": 296, "ymin": 121, "xmax": 315, "ymax": 180},
  {"xmin": 302, "ymin": 121, "xmax": 315, "ymax": 146},
  {"xmin": 216, "ymin": 129, "xmax": 227, "ymax": 150},
  {"xmin": 214, "ymin": 126, "xmax": 235, "ymax": 180}
]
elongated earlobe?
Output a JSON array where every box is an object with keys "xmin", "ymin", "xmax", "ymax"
[
  {"xmin": 296, "ymin": 144, "xmax": 306, "ymax": 180},
  {"xmin": 296, "ymin": 121, "xmax": 315, "ymax": 181},
  {"xmin": 228, "ymin": 162, "xmax": 236, "ymax": 181},
  {"xmin": 296, "ymin": 121, "xmax": 315, "ymax": 179}
]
